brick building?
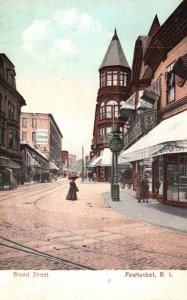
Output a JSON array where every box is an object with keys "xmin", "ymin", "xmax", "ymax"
[
  {"xmin": 61, "ymin": 150, "xmax": 69, "ymax": 176},
  {"xmin": 91, "ymin": 29, "xmax": 131, "ymax": 181},
  {"xmin": 0, "ymin": 53, "xmax": 26, "ymax": 180},
  {"xmin": 119, "ymin": 0, "xmax": 187, "ymax": 206},
  {"xmin": 68, "ymin": 154, "xmax": 77, "ymax": 173},
  {"xmin": 20, "ymin": 112, "xmax": 63, "ymax": 173}
]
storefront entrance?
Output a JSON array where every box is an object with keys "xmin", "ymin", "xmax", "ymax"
[{"xmin": 166, "ymin": 154, "xmax": 187, "ymax": 204}]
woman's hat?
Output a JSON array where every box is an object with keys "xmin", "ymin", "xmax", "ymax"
[{"xmin": 68, "ymin": 175, "xmax": 79, "ymax": 180}]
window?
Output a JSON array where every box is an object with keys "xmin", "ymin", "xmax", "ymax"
[
  {"xmin": 22, "ymin": 131, "xmax": 27, "ymax": 142},
  {"xmin": 106, "ymin": 126, "xmax": 112, "ymax": 136},
  {"xmin": 22, "ymin": 118, "xmax": 27, "ymax": 128},
  {"xmin": 99, "ymin": 127, "xmax": 106, "ymax": 143},
  {"xmin": 100, "ymin": 72, "xmax": 106, "ymax": 87},
  {"xmin": 15, "ymin": 108, "xmax": 19, "ymax": 121},
  {"xmin": 32, "ymin": 132, "xmax": 36, "ymax": 143},
  {"xmin": 0, "ymin": 93, "xmax": 2, "ymax": 111},
  {"xmin": 32, "ymin": 118, "xmax": 37, "ymax": 128},
  {"xmin": 0, "ymin": 126, "xmax": 4, "ymax": 145},
  {"xmin": 106, "ymin": 71, "xmax": 118, "ymax": 86},
  {"xmin": 15, "ymin": 130, "xmax": 19, "ymax": 150},
  {"xmin": 166, "ymin": 63, "xmax": 175, "ymax": 103},
  {"xmin": 100, "ymin": 102, "xmax": 105, "ymax": 119},
  {"xmin": 106, "ymin": 101, "xmax": 118, "ymax": 119},
  {"xmin": 152, "ymin": 77, "xmax": 161, "ymax": 96},
  {"xmin": 8, "ymin": 101, "xmax": 15, "ymax": 119},
  {"xmin": 99, "ymin": 127, "xmax": 112, "ymax": 143},
  {"xmin": 167, "ymin": 155, "xmax": 187, "ymax": 202},
  {"xmin": 113, "ymin": 71, "xmax": 118, "ymax": 85},
  {"xmin": 120, "ymin": 71, "xmax": 127, "ymax": 86},
  {"xmin": 8, "ymin": 129, "xmax": 13, "ymax": 148},
  {"xmin": 106, "ymin": 71, "xmax": 112, "ymax": 86}
]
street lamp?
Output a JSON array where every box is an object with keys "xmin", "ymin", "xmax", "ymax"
[{"xmin": 108, "ymin": 124, "xmax": 124, "ymax": 201}]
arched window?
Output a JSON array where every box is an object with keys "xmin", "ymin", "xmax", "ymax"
[
  {"xmin": 99, "ymin": 102, "xmax": 105, "ymax": 119},
  {"xmin": 106, "ymin": 100, "xmax": 118, "ymax": 119}
]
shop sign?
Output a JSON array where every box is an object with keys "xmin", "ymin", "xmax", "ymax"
[
  {"xmin": 36, "ymin": 129, "xmax": 48, "ymax": 144},
  {"xmin": 123, "ymin": 110, "xmax": 158, "ymax": 149}
]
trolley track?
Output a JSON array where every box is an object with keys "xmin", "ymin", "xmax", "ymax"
[
  {"xmin": 1, "ymin": 193, "xmax": 187, "ymax": 266},
  {"xmin": 0, "ymin": 236, "xmax": 94, "ymax": 270},
  {"xmin": 1, "ymin": 179, "xmax": 187, "ymax": 269},
  {"xmin": 0, "ymin": 180, "xmax": 68, "ymax": 202}
]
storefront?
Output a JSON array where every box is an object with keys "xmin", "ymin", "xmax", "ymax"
[
  {"xmin": 89, "ymin": 149, "xmax": 112, "ymax": 182},
  {"xmin": 120, "ymin": 110, "xmax": 187, "ymax": 206}
]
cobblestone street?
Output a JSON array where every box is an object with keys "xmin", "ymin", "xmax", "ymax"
[{"xmin": 0, "ymin": 178, "xmax": 187, "ymax": 270}]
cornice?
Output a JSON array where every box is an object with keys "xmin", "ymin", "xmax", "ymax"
[{"xmin": 0, "ymin": 75, "xmax": 26, "ymax": 106}]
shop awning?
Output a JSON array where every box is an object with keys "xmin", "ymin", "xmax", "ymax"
[
  {"xmin": 9, "ymin": 160, "xmax": 21, "ymax": 169},
  {"xmin": 27, "ymin": 152, "xmax": 41, "ymax": 168},
  {"xmin": 101, "ymin": 148, "xmax": 112, "ymax": 166},
  {"xmin": 49, "ymin": 161, "xmax": 59, "ymax": 171},
  {"xmin": 0, "ymin": 157, "xmax": 20, "ymax": 169},
  {"xmin": 120, "ymin": 110, "xmax": 187, "ymax": 163},
  {"xmin": 121, "ymin": 92, "xmax": 136, "ymax": 110},
  {"xmin": 89, "ymin": 156, "xmax": 102, "ymax": 167}
]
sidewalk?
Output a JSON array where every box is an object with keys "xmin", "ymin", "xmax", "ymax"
[{"xmin": 102, "ymin": 186, "xmax": 187, "ymax": 233}]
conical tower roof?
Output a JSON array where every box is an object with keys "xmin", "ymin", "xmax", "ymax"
[{"xmin": 99, "ymin": 29, "xmax": 130, "ymax": 70}]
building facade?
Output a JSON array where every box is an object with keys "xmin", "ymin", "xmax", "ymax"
[
  {"xmin": 68, "ymin": 154, "xmax": 77, "ymax": 173},
  {"xmin": 119, "ymin": 0, "xmax": 187, "ymax": 206},
  {"xmin": 20, "ymin": 112, "xmax": 63, "ymax": 173},
  {"xmin": 0, "ymin": 53, "xmax": 26, "ymax": 182},
  {"xmin": 61, "ymin": 150, "xmax": 69, "ymax": 176},
  {"xmin": 20, "ymin": 142, "xmax": 49, "ymax": 183},
  {"xmin": 91, "ymin": 29, "xmax": 131, "ymax": 181}
]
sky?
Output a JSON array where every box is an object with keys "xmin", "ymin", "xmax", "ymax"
[{"xmin": 0, "ymin": 0, "xmax": 182, "ymax": 159}]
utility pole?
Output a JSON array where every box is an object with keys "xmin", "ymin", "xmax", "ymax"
[{"xmin": 82, "ymin": 146, "xmax": 84, "ymax": 182}]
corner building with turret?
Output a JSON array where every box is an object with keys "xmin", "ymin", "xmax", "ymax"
[{"xmin": 91, "ymin": 30, "xmax": 131, "ymax": 182}]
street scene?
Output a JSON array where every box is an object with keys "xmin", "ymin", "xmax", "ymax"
[
  {"xmin": 0, "ymin": 178, "xmax": 187, "ymax": 270},
  {"xmin": 0, "ymin": 0, "xmax": 187, "ymax": 298}
]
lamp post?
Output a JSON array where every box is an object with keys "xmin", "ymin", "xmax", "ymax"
[{"xmin": 108, "ymin": 124, "xmax": 124, "ymax": 201}]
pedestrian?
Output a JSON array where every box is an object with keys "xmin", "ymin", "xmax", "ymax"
[
  {"xmin": 66, "ymin": 174, "xmax": 79, "ymax": 200},
  {"xmin": 141, "ymin": 177, "xmax": 149, "ymax": 203},
  {"xmin": 93, "ymin": 172, "xmax": 96, "ymax": 183},
  {"xmin": 88, "ymin": 171, "xmax": 91, "ymax": 181}
]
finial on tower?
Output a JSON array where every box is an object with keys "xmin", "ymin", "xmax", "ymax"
[{"xmin": 112, "ymin": 28, "xmax": 119, "ymax": 40}]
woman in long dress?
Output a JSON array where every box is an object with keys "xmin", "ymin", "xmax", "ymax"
[{"xmin": 66, "ymin": 176, "xmax": 78, "ymax": 200}]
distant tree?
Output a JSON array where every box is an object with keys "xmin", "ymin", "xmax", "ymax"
[{"xmin": 76, "ymin": 159, "xmax": 84, "ymax": 173}]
